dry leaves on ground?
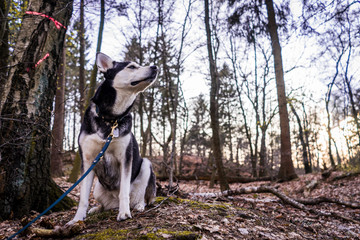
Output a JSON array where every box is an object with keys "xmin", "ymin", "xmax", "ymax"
[{"xmin": 1, "ymin": 171, "xmax": 360, "ymax": 239}]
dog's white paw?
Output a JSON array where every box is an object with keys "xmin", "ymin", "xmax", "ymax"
[
  {"xmin": 65, "ymin": 219, "xmax": 81, "ymax": 227},
  {"xmin": 133, "ymin": 203, "xmax": 145, "ymax": 212},
  {"xmin": 117, "ymin": 211, "xmax": 132, "ymax": 221},
  {"xmin": 88, "ymin": 205, "xmax": 103, "ymax": 215}
]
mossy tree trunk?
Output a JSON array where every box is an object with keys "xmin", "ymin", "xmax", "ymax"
[{"xmin": 0, "ymin": 0, "xmax": 74, "ymax": 220}]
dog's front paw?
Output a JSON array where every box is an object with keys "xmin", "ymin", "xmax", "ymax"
[
  {"xmin": 117, "ymin": 211, "xmax": 132, "ymax": 221},
  {"xmin": 133, "ymin": 203, "xmax": 145, "ymax": 212},
  {"xmin": 65, "ymin": 219, "xmax": 81, "ymax": 227}
]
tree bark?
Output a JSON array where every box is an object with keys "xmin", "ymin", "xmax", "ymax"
[
  {"xmin": 0, "ymin": 0, "xmax": 9, "ymax": 107},
  {"xmin": 204, "ymin": 0, "xmax": 229, "ymax": 191},
  {"xmin": 0, "ymin": 0, "xmax": 74, "ymax": 220},
  {"xmin": 265, "ymin": 0, "xmax": 297, "ymax": 181},
  {"xmin": 50, "ymin": 46, "xmax": 66, "ymax": 177}
]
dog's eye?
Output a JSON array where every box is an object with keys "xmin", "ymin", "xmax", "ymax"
[{"xmin": 128, "ymin": 65, "xmax": 137, "ymax": 69}]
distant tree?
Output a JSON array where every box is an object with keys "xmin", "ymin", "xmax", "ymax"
[
  {"xmin": 168, "ymin": 0, "xmax": 192, "ymax": 185},
  {"xmin": 50, "ymin": 46, "xmax": 66, "ymax": 177},
  {"xmin": 68, "ymin": 0, "xmax": 108, "ymax": 183},
  {"xmin": 85, "ymin": 0, "xmax": 105, "ymax": 108},
  {"xmin": 289, "ymin": 100, "xmax": 312, "ymax": 174},
  {"xmin": 301, "ymin": 0, "xmax": 360, "ymax": 166},
  {"xmin": 78, "ymin": 0, "xmax": 85, "ymax": 118},
  {"xmin": 124, "ymin": 0, "xmax": 153, "ymax": 157},
  {"xmin": 228, "ymin": 35, "xmax": 258, "ymax": 177},
  {"xmin": 187, "ymin": 94, "xmax": 210, "ymax": 158},
  {"xmin": 218, "ymin": 63, "xmax": 237, "ymax": 163},
  {"xmin": 227, "ymin": 0, "xmax": 283, "ymax": 178},
  {"xmin": 0, "ymin": 0, "xmax": 74, "ymax": 219},
  {"xmin": 265, "ymin": 0, "xmax": 297, "ymax": 180},
  {"xmin": 204, "ymin": 0, "xmax": 229, "ymax": 191}
]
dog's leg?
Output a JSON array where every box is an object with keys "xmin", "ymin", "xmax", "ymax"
[
  {"xmin": 130, "ymin": 158, "xmax": 152, "ymax": 212},
  {"xmin": 117, "ymin": 164, "xmax": 132, "ymax": 221},
  {"xmin": 117, "ymin": 137, "xmax": 133, "ymax": 221},
  {"xmin": 66, "ymin": 168, "xmax": 95, "ymax": 225}
]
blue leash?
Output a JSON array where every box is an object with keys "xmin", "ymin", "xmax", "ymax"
[{"xmin": 7, "ymin": 123, "xmax": 117, "ymax": 240}]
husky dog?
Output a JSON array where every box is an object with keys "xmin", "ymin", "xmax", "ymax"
[{"xmin": 67, "ymin": 53, "xmax": 158, "ymax": 225}]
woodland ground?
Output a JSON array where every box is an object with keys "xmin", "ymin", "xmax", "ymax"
[{"xmin": 1, "ymin": 168, "xmax": 360, "ymax": 239}]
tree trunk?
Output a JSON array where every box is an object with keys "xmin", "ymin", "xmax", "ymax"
[
  {"xmin": 259, "ymin": 129, "xmax": 267, "ymax": 177},
  {"xmin": 290, "ymin": 103, "xmax": 312, "ymax": 174},
  {"xmin": 78, "ymin": 0, "xmax": 85, "ymax": 118},
  {"xmin": 230, "ymin": 36, "xmax": 257, "ymax": 177},
  {"xmin": 0, "ymin": 0, "xmax": 10, "ymax": 111},
  {"xmin": 0, "ymin": 0, "xmax": 9, "ymax": 107},
  {"xmin": 0, "ymin": 0, "xmax": 10, "ymax": 162},
  {"xmin": 50, "ymin": 46, "xmax": 66, "ymax": 177},
  {"xmin": 325, "ymin": 93, "xmax": 336, "ymax": 168},
  {"xmin": 265, "ymin": 0, "xmax": 297, "ymax": 181},
  {"xmin": 84, "ymin": 0, "xmax": 105, "ymax": 108},
  {"xmin": 204, "ymin": 0, "xmax": 229, "ymax": 191},
  {"xmin": 0, "ymin": 0, "xmax": 74, "ymax": 220},
  {"xmin": 69, "ymin": 0, "xmax": 105, "ymax": 182},
  {"xmin": 324, "ymin": 36, "xmax": 346, "ymax": 168}
]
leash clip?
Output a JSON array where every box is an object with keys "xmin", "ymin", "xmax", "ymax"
[{"xmin": 110, "ymin": 122, "xmax": 119, "ymax": 138}]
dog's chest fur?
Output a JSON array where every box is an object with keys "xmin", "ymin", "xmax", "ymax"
[{"xmin": 79, "ymin": 107, "xmax": 142, "ymax": 191}]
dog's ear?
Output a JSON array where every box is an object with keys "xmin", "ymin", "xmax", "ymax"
[{"xmin": 96, "ymin": 52, "xmax": 114, "ymax": 72}]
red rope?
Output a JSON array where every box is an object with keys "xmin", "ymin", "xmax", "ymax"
[
  {"xmin": 35, "ymin": 53, "xmax": 50, "ymax": 67},
  {"xmin": 25, "ymin": 11, "xmax": 67, "ymax": 30}
]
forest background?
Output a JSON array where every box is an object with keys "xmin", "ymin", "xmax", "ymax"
[
  {"xmin": 0, "ymin": 0, "xmax": 360, "ymax": 227},
  {"xmin": 45, "ymin": 0, "xmax": 359, "ymax": 180}
]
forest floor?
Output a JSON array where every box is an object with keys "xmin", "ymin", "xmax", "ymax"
[{"xmin": 1, "ymin": 170, "xmax": 360, "ymax": 239}]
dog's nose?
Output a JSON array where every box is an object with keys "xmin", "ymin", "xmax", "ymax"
[{"xmin": 150, "ymin": 65, "xmax": 158, "ymax": 70}]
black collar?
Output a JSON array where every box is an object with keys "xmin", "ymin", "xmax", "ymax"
[{"xmin": 95, "ymin": 102, "xmax": 134, "ymax": 124}]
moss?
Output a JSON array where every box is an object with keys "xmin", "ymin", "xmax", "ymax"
[
  {"xmin": 155, "ymin": 196, "xmax": 185, "ymax": 205},
  {"xmin": 77, "ymin": 229, "xmax": 130, "ymax": 240},
  {"xmin": 157, "ymin": 229, "xmax": 201, "ymax": 240},
  {"xmin": 138, "ymin": 232, "xmax": 157, "ymax": 240},
  {"xmin": 138, "ymin": 228, "xmax": 201, "ymax": 240},
  {"xmin": 84, "ymin": 209, "xmax": 116, "ymax": 224}
]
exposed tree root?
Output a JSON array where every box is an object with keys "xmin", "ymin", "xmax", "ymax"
[
  {"xmin": 331, "ymin": 171, "xmax": 360, "ymax": 181},
  {"xmin": 30, "ymin": 221, "xmax": 84, "ymax": 238},
  {"xmin": 189, "ymin": 186, "xmax": 360, "ymax": 224}
]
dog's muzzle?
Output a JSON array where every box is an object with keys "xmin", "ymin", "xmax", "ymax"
[{"xmin": 131, "ymin": 66, "xmax": 158, "ymax": 86}]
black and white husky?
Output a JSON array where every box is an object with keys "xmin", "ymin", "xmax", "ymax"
[{"xmin": 67, "ymin": 53, "xmax": 158, "ymax": 225}]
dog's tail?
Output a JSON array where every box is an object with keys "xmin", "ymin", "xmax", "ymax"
[{"xmin": 144, "ymin": 158, "xmax": 156, "ymax": 205}]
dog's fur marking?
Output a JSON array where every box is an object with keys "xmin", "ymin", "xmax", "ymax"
[{"xmin": 67, "ymin": 53, "xmax": 157, "ymax": 225}]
